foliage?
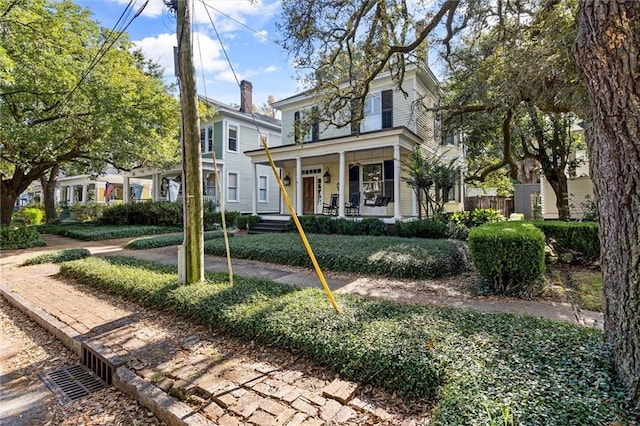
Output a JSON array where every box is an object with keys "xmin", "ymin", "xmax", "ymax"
[
  {"xmin": 100, "ymin": 202, "xmax": 183, "ymax": 227},
  {"xmin": 401, "ymin": 147, "xmax": 461, "ymax": 219},
  {"xmin": 59, "ymin": 256, "xmax": 639, "ymax": 424},
  {"xmin": 469, "ymin": 222, "xmax": 546, "ymax": 297},
  {"xmin": 394, "ymin": 219, "xmax": 448, "ymax": 239},
  {"xmin": 14, "ymin": 207, "xmax": 44, "ymax": 225},
  {"xmin": 124, "ymin": 231, "xmax": 230, "ymax": 250},
  {"xmin": 37, "ymin": 223, "xmax": 180, "ymax": 241},
  {"xmin": 234, "ymin": 214, "xmax": 260, "ymax": 231},
  {"xmin": 532, "ymin": 221, "xmax": 599, "ymax": 264},
  {"xmin": 0, "ymin": 223, "xmax": 46, "ymax": 250},
  {"xmin": 23, "ymin": 248, "xmax": 91, "ymax": 265},
  {"xmin": 205, "ymin": 233, "xmax": 469, "ymax": 279},
  {"xmin": 68, "ymin": 203, "xmax": 106, "ymax": 222},
  {"xmin": 0, "ymin": 0, "xmax": 180, "ymax": 224},
  {"xmin": 449, "ymin": 209, "xmax": 505, "ymax": 228},
  {"xmin": 287, "ymin": 216, "xmax": 388, "ymax": 236}
]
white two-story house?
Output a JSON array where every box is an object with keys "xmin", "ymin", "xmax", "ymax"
[
  {"xmin": 123, "ymin": 81, "xmax": 282, "ymax": 214},
  {"xmin": 245, "ymin": 66, "xmax": 464, "ymax": 221}
]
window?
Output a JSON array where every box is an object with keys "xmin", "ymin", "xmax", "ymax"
[
  {"xmin": 200, "ymin": 125, "xmax": 215, "ymax": 153},
  {"xmin": 207, "ymin": 126, "xmax": 214, "ymax": 152},
  {"xmin": 258, "ymin": 176, "xmax": 268, "ymax": 202},
  {"xmin": 362, "ymin": 163, "xmax": 383, "ymax": 203},
  {"xmin": 294, "ymin": 108, "xmax": 318, "ymax": 143},
  {"xmin": 227, "ymin": 172, "xmax": 238, "ymax": 202},
  {"xmin": 228, "ymin": 124, "xmax": 238, "ymax": 152},
  {"xmin": 361, "ymin": 93, "xmax": 382, "ymax": 132}
]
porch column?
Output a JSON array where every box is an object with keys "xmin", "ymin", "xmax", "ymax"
[
  {"xmin": 394, "ymin": 145, "xmax": 401, "ymax": 220},
  {"xmin": 338, "ymin": 151, "xmax": 346, "ymax": 217},
  {"xmin": 81, "ymin": 184, "xmax": 88, "ymax": 204},
  {"xmin": 67, "ymin": 186, "xmax": 73, "ymax": 204},
  {"xmin": 295, "ymin": 157, "xmax": 302, "ymax": 216},
  {"xmin": 251, "ymin": 163, "xmax": 258, "ymax": 215},
  {"xmin": 123, "ymin": 176, "xmax": 130, "ymax": 204},
  {"xmin": 152, "ymin": 174, "xmax": 160, "ymax": 201}
]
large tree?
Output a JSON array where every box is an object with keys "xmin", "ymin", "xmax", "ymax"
[
  {"xmin": 574, "ymin": 0, "xmax": 640, "ymax": 406},
  {"xmin": 0, "ymin": 0, "xmax": 180, "ymax": 224},
  {"xmin": 279, "ymin": 0, "xmax": 640, "ymax": 406}
]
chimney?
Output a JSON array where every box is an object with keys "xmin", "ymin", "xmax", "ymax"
[{"xmin": 240, "ymin": 80, "xmax": 253, "ymax": 113}]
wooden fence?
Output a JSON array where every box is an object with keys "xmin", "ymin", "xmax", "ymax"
[{"xmin": 464, "ymin": 196, "xmax": 514, "ymax": 217}]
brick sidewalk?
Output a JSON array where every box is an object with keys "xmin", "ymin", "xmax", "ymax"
[{"xmin": 1, "ymin": 263, "xmax": 397, "ymax": 425}]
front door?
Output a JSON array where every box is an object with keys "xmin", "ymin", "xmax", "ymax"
[{"xmin": 303, "ymin": 177, "xmax": 315, "ymax": 214}]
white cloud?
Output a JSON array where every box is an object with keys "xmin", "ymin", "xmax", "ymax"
[
  {"xmin": 216, "ymin": 70, "xmax": 245, "ymax": 83},
  {"xmin": 254, "ymin": 30, "xmax": 269, "ymax": 43},
  {"xmin": 109, "ymin": 0, "xmax": 165, "ymax": 18},
  {"xmin": 264, "ymin": 65, "xmax": 279, "ymax": 73}
]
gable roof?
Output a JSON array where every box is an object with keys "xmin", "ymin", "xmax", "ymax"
[{"xmin": 199, "ymin": 95, "xmax": 281, "ymax": 128}]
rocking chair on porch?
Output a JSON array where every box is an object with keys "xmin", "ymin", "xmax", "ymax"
[
  {"xmin": 345, "ymin": 192, "xmax": 361, "ymax": 216},
  {"xmin": 322, "ymin": 193, "xmax": 339, "ymax": 215}
]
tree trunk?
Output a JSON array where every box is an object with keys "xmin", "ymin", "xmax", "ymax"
[
  {"xmin": 40, "ymin": 165, "xmax": 60, "ymax": 223},
  {"xmin": 547, "ymin": 173, "xmax": 570, "ymax": 221},
  {"xmin": 575, "ymin": 0, "xmax": 640, "ymax": 406},
  {"xmin": 0, "ymin": 182, "xmax": 19, "ymax": 225}
]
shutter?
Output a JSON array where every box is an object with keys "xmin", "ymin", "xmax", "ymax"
[
  {"xmin": 349, "ymin": 165, "xmax": 359, "ymax": 197},
  {"xmin": 381, "ymin": 90, "xmax": 393, "ymax": 129},
  {"xmin": 294, "ymin": 111, "xmax": 300, "ymax": 143},
  {"xmin": 312, "ymin": 107, "xmax": 319, "ymax": 141},
  {"xmin": 383, "ymin": 160, "xmax": 394, "ymax": 201}
]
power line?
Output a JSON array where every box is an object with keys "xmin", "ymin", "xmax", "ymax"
[{"xmin": 198, "ymin": 0, "xmax": 280, "ymax": 46}]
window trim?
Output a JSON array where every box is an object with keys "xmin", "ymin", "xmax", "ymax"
[
  {"xmin": 227, "ymin": 122, "xmax": 239, "ymax": 153},
  {"xmin": 227, "ymin": 171, "xmax": 239, "ymax": 202},
  {"xmin": 258, "ymin": 175, "xmax": 268, "ymax": 202}
]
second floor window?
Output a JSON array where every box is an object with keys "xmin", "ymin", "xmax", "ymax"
[
  {"xmin": 228, "ymin": 124, "xmax": 238, "ymax": 152},
  {"xmin": 360, "ymin": 90, "xmax": 393, "ymax": 133},
  {"xmin": 294, "ymin": 108, "xmax": 319, "ymax": 143}
]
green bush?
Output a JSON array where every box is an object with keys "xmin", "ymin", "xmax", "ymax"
[
  {"xmin": 450, "ymin": 208, "xmax": 505, "ymax": 228},
  {"xmin": 58, "ymin": 256, "xmax": 637, "ymax": 424},
  {"xmin": 36, "ymin": 223, "xmax": 181, "ymax": 241},
  {"xmin": 0, "ymin": 224, "xmax": 46, "ymax": 250},
  {"xmin": 125, "ymin": 230, "xmax": 230, "ymax": 250},
  {"xmin": 205, "ymin": 233, "xmax": 469, "ymax": 279},
  {"xmin": 23, "ymin": 248, "xmax": 91, "ymax": 265},
  {"xmin": 100, "ymin": 201, "xmax": 183, "ymax": 227},
  {"xmin": 532, "ymin": 221, "xmax": 599, "ymax": 263},
  {"xmin": 236, "ymin": 214, "xmax": 260, "ymax": 231},
  {"xmin": 287, "ymin": 216, "xmax": 387, "ymax": 236},
  {"xmin": 394, "ymin": 219, "xmax": 448, "ymax": 239},
  {"xmin": 469, "ymin": 222, "xmax": 546, "ymax": 297},
  {"xmin": 14, "ymin": 207, "xmax": 45, "ymax": 225}
]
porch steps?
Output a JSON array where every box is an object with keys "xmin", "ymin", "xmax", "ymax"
[{"xmin": 249, "ymin": 218, "xmax": 289, "ymax": 234}]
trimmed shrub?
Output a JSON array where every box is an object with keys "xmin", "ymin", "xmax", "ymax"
[
  {"xmin": 287, "ymin": 216, "xmax": 387, "ymax": 236},
  {"xmin": 23, "ymin": 248, "xmax": 91, "ymax": 265},
  {"xmin": 395, "ymin": 219, "xmax": 448, "ymax": 239},
  {"xmin": 469, "ymin": 222, "xmax": 546, "ymax": 297},
  {"xmin": 100, "ymin": 201, "xmax": 183, "ymax": 227},
  {"xmin": 532, "ymin": 221, "xmax": 599, "ymax": 263},
  {"xmin": 125, "ymin": 230, "xmax": 230, "ymax": 250},
  {"xmin": 36, "ymin": 223, "xmax": 181, "ymax": 241},
  {"xmin": 14, "ymin": 207, "xmax": 45, "ymax": 225},
  {"xmin": 205, "ymin": 233, "xmax": 470, "ymax": 279},
  {"xmin": 0, "ymin": 224, "xmax": 46, "ymax": 250}
]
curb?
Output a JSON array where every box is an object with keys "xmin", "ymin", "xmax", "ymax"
[{"xmin": 0, "ymin": 283, "xmax": 213, "ymax": 426}]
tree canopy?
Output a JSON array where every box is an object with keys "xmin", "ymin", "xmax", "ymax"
[{"xmin": 0, "ymin": 0, "xmax": 180, "ymax": 224}]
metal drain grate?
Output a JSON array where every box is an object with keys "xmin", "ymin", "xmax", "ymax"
[{"xmin": 39, "ymin": 364, "xmax": 107, "ymax": 404}]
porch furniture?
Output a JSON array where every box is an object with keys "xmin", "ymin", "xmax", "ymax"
[
  {"xmin": 364, "ymin": 195, "xmax": 392, "ymax": 207},
  {"xmin": 345, "ymin": 192, "xmax": 361, "ymax": 216},
  {"xmin": 322, "ymin": 193, "xmax": 339, "ymax": 215}
]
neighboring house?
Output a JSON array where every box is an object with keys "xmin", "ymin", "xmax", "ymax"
[
  {"xmin": 245, "ymin": 66, "xmax": 465, "ymax": 221},
  {"xmin": 540, "ymin": 122, "xmax": 595, "ymax": 220},
  {"xmin": 123, "ymin": 81, "xmax": 282, "ymax": 214},
  {"xmin": 26, "ymin": 166, "xmax": 133, "ymax": 206}
]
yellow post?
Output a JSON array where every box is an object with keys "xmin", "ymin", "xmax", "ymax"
[
  {"xmin": 260, "ymin": 136, "xmax": 340, "ymax": 313},
  {"xmin": 211, "ymin": 150, "xmax": 234, "ymax": 285}
]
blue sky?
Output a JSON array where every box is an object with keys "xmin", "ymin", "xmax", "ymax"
[{"xmin": 77, "ymin": 0, "xmax": 300, "ymax": 109}]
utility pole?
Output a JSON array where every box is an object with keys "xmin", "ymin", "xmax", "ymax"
[{"xmin": 175, "ymin": 0, "xmax": 204, "ymax": 283}]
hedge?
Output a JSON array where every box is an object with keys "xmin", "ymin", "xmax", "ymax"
[
  {"xmin": 37, "ymin": 223, "xmax": 181, "ymax": 241},
  {"xmin": 57, "ymin": 256, "xmax": 637, "ymax": 425},
  {"xmin": 532, "ymin": 221, "xmax": 599, "ymax": 263},
  {"xmin": 287, "ymin": 216, "xmax": 388, "ymax": 236},
  {"xmin": 394, "ymin": 219, "xmax": 448, "ymax": 239},
  {"xmin": 23, "ymin": 248, "xmax": 91, "ymax": 266},
  {"xmin": 205, "ymin": 233, "xmax": 470, "ymax": 279},
  {"xmin": 468, "ymin": 222, "xmax": 546, "ymax": 297},
  {"xmin": 0, "ymin": 224, "xmax": 46, "ymax": 250},
  {"xmin": 125, "ymin": 230, "xmax": 230, "ymax": 250}
]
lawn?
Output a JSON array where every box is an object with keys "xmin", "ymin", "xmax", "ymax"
[{"xmin": 57, "ymin": 255, "xmax": 638, "ymax": 425}]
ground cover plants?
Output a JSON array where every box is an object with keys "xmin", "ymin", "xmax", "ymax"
[
  {"xmin": 124, "ymin": 230, "xmax": 230, "ymax": 250},
  {"xmin": 204, "ymin": 233, "xmax": 471, "ymax": 279},
  {"xmin": 57, "ymin": 256, "xmax": 639, "ymax": 425},
  {"xmin": 0, "ymin": 224, "xmax": 46, "ymax": 250},
  {"xmin": 22, "ymin": 248, "xmax": 91, "ymax": 266},
  {"xmin": 37, "ymin": 223, "xmax": 181, "ymax": 241}
]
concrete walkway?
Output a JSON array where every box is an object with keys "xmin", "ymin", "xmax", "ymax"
[{"xmin": 0, "ymin": 234, "xmax": 603, "ymax": 425}]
